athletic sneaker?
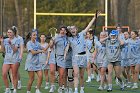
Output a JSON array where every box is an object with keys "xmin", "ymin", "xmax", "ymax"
[
  {"xmin": 35, "ymin": 89, "xmax": 41, "ymax": 93},
  {"xmin": 17, "ymin": 80, "xmax": 22, "ymax": 89},
  {"xmin": 80, "ymin": 89, "xmax": 84, "ymax": 93},
  {"xmin": 68, "ymin": 88, "xmax": 73, "ymax": 93},
  {"xmin": 64, "ymin": 88, "xmax": 68, "ymax": 93},
  {"xmin": 49, "ymin": 85, "xmax": 56, "ymax": 93},
  {"xmin": 107, "ymin": 88, "xmax": 112, "ymax": 92},
  {"xmin": 49, "ymin": 86, "xmax": 55, "ymax": 92},
  {"xmin": 97, "ymin": 86, "xmax": 103, "ymax": 91},
  {"xmin": 5, "ymin": 88, "xmax": 11, "ymax": 93},
  {"xmin": 131, "ymin": 85, "xmax": 138, "ymax": 89},
  {"xmin": 131, "ymin": 83, "xmax": 138, "ymax": 89},
  {"xmin": 120, "ymin": 82, "xmax": 125, "ymax": 91},
  {"xmin": 13, "ymin": 89, "xmax": 17, "ymax": 93},
  {"xmin": 58, "ymin": 87, "xmax": 62, "ymax": 93},
  {"xmin": 80, "ymin": 87, "xmax": 84, "ymax": 93},
  {"xmin": 62, "ymin": 85, "xmax": 65, "ymax": 90},
  {"xmin": 26, "ymin": 91, "xmax": 31, "ymax": 93},
  {"xmin": 127, "ymin": 82, "xmax": 131, "ymax": 88},
  {"xmin": 44, "ymin": 83, "xmax": 49, "ymax": 89},
  {"xmin": 86, "ymin": 77, "xmax": 91, "ymax": 83}
]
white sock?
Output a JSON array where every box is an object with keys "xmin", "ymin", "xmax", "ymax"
[
  {"xmin": 108, "ymin": 84, "xmax": 112, "ymax": 89},
  {"xmin": 5, "ymin": 88, "xmax": 10, "ymax": 91},
  {"xmin": 18, "ymin": 80, "xmax": 21, "ymax": 83},
  {"xmin": 14, "ymin": 89, "xmax": 17, "ymax": 91},
  {"xmin": 75, "ymin": 88, "xmax": 78, "ymax": 92},
  {"xmin": 88, "ymin": 76, "xmax": 91, "ymax": 79}
]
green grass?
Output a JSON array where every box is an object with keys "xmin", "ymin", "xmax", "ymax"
[{"xmin": 0, "ymin": 53, "xmax": 140, "ymax": 93}]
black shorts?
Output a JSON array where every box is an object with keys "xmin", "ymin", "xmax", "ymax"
[{"xmin": 109, "ymin": 61, "xmax": 121, "ymax": 67}]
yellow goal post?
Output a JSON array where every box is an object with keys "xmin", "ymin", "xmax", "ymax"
[{"xmin": 34, "ymin": 0, "xmax": 108, "ymax": 29}]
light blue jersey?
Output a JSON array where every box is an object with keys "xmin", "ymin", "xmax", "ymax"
[
  {"xmin": 121, "ymin": 39, "xmax": 129, "ymax": 66},
  {"xmin": 17, "ymin": 35, "xmax": 24, "ymax": 62},
  {"xmin": 127, "ymin": 38, "xmax": 140, "ymax": 59},
  {"xmin": 106, "ymin": 40, "xmax": 121, "ymax": 62},
  {"xmin": 95, "ymin": 41, "xmax": 107, "ymax": 63},
  {"xmin": 121, "ymin": 39, "xmax": 129, "ymax": 60},
  {"xmin": 39, "ymin": 43, "xmax": 49, "ymax": 70},
  {"xmin": 119, "ymin": 33, "xmax": 125, "ymax": 41},
  {"xmin": 39, "ymin": 43, "xmax": 48, "ymax": 64},
  {"xmin": 55, "ymin": 35, "xmax": 68, "ymax": 68},
  {"xmin": 48, "ymin": 47, "xmax": 56, "ymax": 65},
  {"xmin": 85, "ymin": 39, "xmax": 93, "ymax": 62},
  {"xmin": 55, "ymin": 35, "xmax": 68, "ymax": 56},
  {"xmin": 17, "ymin": 35, "xmax": 24, "ymax": 45},
  {"xmin": 127, "ymin": 38, "xmax": 140, "ymax": 65},
  {"xmin": 3, "ymin": 37, "xmax": 19, "ymax": 64},
  {"xmin": 25, "ymin": 40, "xmax": 42, "ymax": 71},
  {"xmin": 68, "ymin": 30, "xmax": 86, "ymax": 55},
  {"xmin": 68, "ymin": 30, "xmax": 87, "ymax": 67}
]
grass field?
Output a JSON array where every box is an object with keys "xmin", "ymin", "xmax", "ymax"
[{"xmin": 0, "ymin": 53, "xmax": 140, "ymax": 93}]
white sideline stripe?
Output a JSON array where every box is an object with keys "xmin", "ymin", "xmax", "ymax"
[
  {"xmin": 1, "ymin": 84, "xmax": 100, "ymax": 88},
  {"xmin": 0, "ymin": 84, "xmax": 118, "ymax": 88}
]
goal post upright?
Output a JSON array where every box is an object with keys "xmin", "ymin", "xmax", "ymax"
[
  {"xmin": 105, "ymin": 0, "xmax": 108, "ymax": 30},
  {"xmin": 34, "ymin": 0, "xmax": 36, "ymax": 29}
]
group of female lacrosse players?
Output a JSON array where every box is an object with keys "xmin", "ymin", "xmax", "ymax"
[{"xmin": 1, "ymin": 12, "xmax": 140, "ymax": 93}]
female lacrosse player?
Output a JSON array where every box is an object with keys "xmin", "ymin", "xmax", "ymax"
[
  {"xmin": 85, "ymin": 30, "xmax": 94, "ymax": 83},
  {"xmin": 94, "ymin": 31, "xmax": 108, "ymax": 91},
  {"xmin": 54, "ymin": 26, "xmax": 68, "ymax": 93},
  {"xmin": 127, "ymin": 31, "xmax": 140, "ymax": 89},
  {"xmin": 25, "ymin": 29, "xmax": 44, "ymax": 93},
  {"xmin": 121, "ymin": 31, "xmax": 131, "ymax": 87},
  {"xmin": 116, "ymin": 24, "xmax": 125, "ymax": 40},
  {"xmin": 0, "ymin": 27, "xmax": 20, "ymax": 93},
  {"xmin": 39, "ymin": 34, "xmax": 49, "ymax": 89},
  {"xmin": 9, "ymin": 26, "xmax": 24, "ymax": 90},
  {"xmin": 100, "ymin": 30, "xmax": 124, "ymax": 92},
  {"xmin": 63, "ymin": 28, "xmax": 73, "ymax": 93},
  {"xmin": 46, "ymin": 39, "xmax": 56, "ymax": 92},
  {"xmin": 67, "ymin": 11, "xmax": 101, "ymax": 93}
]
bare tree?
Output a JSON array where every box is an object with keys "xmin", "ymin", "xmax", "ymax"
[{"xmin": 14, "ymin": 0, "xmax": 22, "ymax": 36}]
